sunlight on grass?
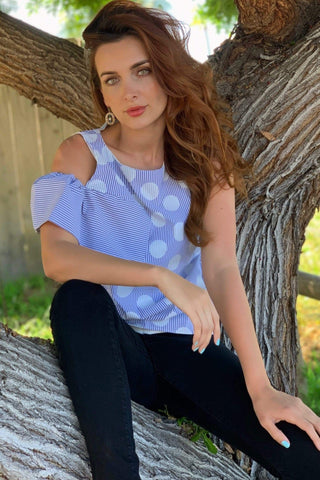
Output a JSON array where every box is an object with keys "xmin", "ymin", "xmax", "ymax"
[
  {"xmin": 0, "ymin": 275, "xmax": 55, "ymax": 341},
  {"xmin": 296, "ymin": 210, "xmax": 320, "ymax": 414},
  {"xmin": 296, "ymin": 210, "xmax": 320, "ymax": 355}
]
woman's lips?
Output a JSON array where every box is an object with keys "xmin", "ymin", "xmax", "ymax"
[{"xmin": 126, "ymin": 106, "xmax": 146, "ymax": 117}]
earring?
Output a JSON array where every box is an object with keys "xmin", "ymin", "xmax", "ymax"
[{"xmin": 105, "ymin": 108, "xmax": 116, "ymax": 126}]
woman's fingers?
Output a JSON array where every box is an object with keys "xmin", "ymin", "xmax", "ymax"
[
  {"xmin": 192, "ymin": 298, "xmax": 220, "ymax": 353},
  {"xmin": 260, "ymin": 418, "xmax": 291, "ymax": 448},
  {"xmin": 254, "ymin": 388, "xmax": 320, "ymax": 451}
]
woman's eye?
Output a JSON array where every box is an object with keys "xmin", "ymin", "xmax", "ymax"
[
  {"xmin": 137, "ymin": 68, "xmax": 151, "ymax": 76},
  {"xmin": 104, "ymin": 77, "xmax": 118, "ymax": 85}
]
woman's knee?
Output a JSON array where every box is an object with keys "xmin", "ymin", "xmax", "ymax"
[{"xmin": 50, "ymin": 279, "xmax": 115, "ymax": 328}]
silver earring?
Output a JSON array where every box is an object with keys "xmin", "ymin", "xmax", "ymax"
[{"xmin": 105, "ymin": 108, "xmax": 116, "ymax": 126}]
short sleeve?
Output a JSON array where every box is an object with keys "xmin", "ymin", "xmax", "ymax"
[{"xmin": 30, "ymin": 172, "xmax": 85, "ymax": 241}]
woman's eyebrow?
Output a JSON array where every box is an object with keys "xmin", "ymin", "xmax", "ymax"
[{"xmin": 100, "ymin": 60, "xmax": 150, "ymax": 77}]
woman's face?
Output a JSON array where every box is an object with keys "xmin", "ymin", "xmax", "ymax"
[{"xmin": 95, "ymin": 36, "xmax": 168, "ymax": 131}]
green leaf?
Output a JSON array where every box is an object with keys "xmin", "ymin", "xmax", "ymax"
[
  {"xmin": 190, "ymin": 430, "xmax": 202, "ymax": 442},
  {"xmin": 203, "ymin": 434, "xmax": 218, "ymax": 454}
]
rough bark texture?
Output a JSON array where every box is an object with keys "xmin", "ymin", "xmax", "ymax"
[
  {"xmin": 234, "ymin": 0, "xmax": 320, "ymax": 42},
  {"xmin": 0, "ymin": 12, "xmax": 101, "ymax": 130},
  {"xmin": 209, "ymin": 20, "xmax": 320, "ymax": 393},
  {"xmin": 208, "ymin": 14, "xmax": 320, "ymax": 479},
  {"xmin": 0, "ymin": 323, "xmax": 250, "ymax": 480}
]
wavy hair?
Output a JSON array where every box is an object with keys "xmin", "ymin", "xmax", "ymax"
[{"xmin": 83, "ymin": 0, "xmax": 248, "ymax": 246}]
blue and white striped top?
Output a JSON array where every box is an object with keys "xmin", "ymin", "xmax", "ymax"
[{"xmin": 31, "ymin": 128, "xmax": 206, "ymax": 334}]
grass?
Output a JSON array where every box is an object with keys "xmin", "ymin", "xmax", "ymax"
[
  {"xmin": 0, "ymin": 275, "xmax": 56, "ymax": 340},
  {"xmin": 0, "ymin": 211, "xmax": 319, "ymax": 421},
  {"xmin": 296, "ymin": 210, "xmax": 320, "ymax": 414}
]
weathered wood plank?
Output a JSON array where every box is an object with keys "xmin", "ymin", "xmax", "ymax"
[{"xmin": 298, "ymin": 271, "xmax": 320, "ymax": 301}]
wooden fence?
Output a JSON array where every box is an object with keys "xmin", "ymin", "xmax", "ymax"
[{"xmin": 0, "ymin": 85, "xmax": 76, "ymax": 282}]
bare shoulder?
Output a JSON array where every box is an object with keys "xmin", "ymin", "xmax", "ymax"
[{"xmin": 51, "ymin": 133, "xmax": 96, "ymax": 185}]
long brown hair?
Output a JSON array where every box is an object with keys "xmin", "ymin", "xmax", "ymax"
[{"xmin": 83, "ymin": 0, "xmax": 248, "ymax": 246}]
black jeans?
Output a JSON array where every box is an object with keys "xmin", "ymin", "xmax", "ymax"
[{"xmin": 50, "ymin": 280, "xmax": 320, "ymax": 480}]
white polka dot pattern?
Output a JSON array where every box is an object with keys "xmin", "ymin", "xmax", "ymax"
[
  {"xmin": 176, "ymin": 326, "xmax": 193, "ymax": 334},
  {"xmin": 121, "ymin": 165, "xmax": 136, "ymax": 182},
  {"xmin": 151, "ymin": 212, "xmax": 166, "ymax": 227},
  {"xmin": 168, "ymin": 254, "xmax": 181, "ymax": 271},
  {"xmin": 140, "ymin": 182, "xmax": 159, "ymax": 200},
  {"xmin": 117, "ymin": 286, "xmax": 134, "ymax": 298},
  {"xmin": 115, "ymin": 175, "xmax": 125, "ymax": 186},
  {"xmin": 86, "ymin": 179, "xmax": 107, "ymax": 193},
  {"xmin": 31, "ymin": 128, "xmax": 204, "ymax": 336},
  {"xmin": 137, "ymin": 295, "xmax": 154, "ymax": 309},
  {"xmin": 173, "ymin": 222, "xmax": 184, "ymax": 241},
  {"xmin": 163, "ymin": 195, "xmax": 180, "ymax": 211},
  {"xmin": 149, "ymin": 240, "xmax": 168, "ymax": 258}
]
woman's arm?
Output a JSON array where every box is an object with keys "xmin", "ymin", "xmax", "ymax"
[
  {"xmin": 40, "ymin": 134, "xmax": 159, "ymax": 287},
  {"xmin": 41, "ymin": 135, "xmax": 220, "ymax": 343},
  {"xmin": 201, "ymin": 185, "xmax": 320, "ymax": 450},
  {"xmin": 201, "ymin": 186, "xmax": 270, "ymax": 396}
]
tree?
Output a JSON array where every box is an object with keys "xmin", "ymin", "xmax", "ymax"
[
  {"xmin": 195, "ymin": 0, "xmax": 237, "ymax": 32},
  {"xmin": 0, "ymin": 322, "xmax": 251, "ymax": 480},
  {"xmin": 0, "ymin": 0, "xmax": 320, "ymax": 478},
  {"xmin": 26, "ymin": 0, "xmax": 171, "ymax": 37},
  {"xmin": 0, "ymin": 0, "xmax": 18, "ymax": 14}
]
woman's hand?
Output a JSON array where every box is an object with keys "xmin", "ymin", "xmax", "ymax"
[
  {"xmin": 251, "ymin": 384, "xmax": 320, "ymax": 450},
  {"xmin": 157, "ymin": 267, "xmax": 220, "ymax": 352}
]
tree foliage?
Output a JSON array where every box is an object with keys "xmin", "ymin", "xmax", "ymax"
[
  {"xmin": 26, "ymin": 0, "xmax": 171, "ymax": 37},
  {"xmin": 195, "ymin": 0, "xmax": 237, "ymax": 32},
  {"xmin": 0, "ymin": 0, "xmax": 18, "ymax": 14}
]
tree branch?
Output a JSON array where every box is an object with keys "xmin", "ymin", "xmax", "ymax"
[
  {"xmin": 234, "ymin": 0, "xmax": 320, "ymax": 42},
  {"xmin": 0, "ymin": 323, "xmax": 250, "ymax": 480},
  {"xmin": 0, "ymin": 12, "xmax": 101, "ymax": 129}
]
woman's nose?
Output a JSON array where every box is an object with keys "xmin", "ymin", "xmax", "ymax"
[{"xmin": 122, "ymin": 79, "xmax": 139, "ymax": 102}]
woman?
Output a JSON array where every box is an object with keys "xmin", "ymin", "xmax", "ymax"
[{"xmin": 31, "ymin": 1, "xmax": 320, "ymax": 479}]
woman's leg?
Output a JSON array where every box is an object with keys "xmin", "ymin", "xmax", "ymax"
[
  {"xmin": 50, "ymin": 280, "xmax": 158, "ymax": 480},
  {"xmin": 142, "ymin": 333, "xmax": 320, "ymax": 480}
]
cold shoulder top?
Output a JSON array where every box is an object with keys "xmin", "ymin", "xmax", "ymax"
[{"xmin": 31, "ymin": 127, "xmax": 206, "ymax": 334}]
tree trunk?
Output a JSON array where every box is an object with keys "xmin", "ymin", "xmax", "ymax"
[
  {"xmin": 0, "ymin": 2, "xmax": 320, "ymax": 479},
  {"xmin": 208, "ymin": 15, "xmax": 320, "ymax": 394},
  {"xmin": 0, "ymin": 323, "xmax": 250, "ymax": 480}
]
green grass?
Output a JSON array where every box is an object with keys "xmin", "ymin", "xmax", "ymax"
[
  {"xmin": 296, "ymin": 209, "xmax": 320, "ymax": 414},
  {"xmin": 301, "ymin": 355, "xmax": 320, "ymax": 416},
  {"xmin": 0, "ymin": 275, "xmax": 56, "ymax": 340}
]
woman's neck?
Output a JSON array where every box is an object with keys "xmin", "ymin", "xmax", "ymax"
[{"xmin": 105, "ymin": 122, "xmax": 165, "ymax": 170}]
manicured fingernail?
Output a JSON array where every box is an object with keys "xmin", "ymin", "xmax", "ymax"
[
  {"xmin": 200, "ymin": 348, "xmax": 206, "ymax": 354},
  {"xmin": 216, "ymin": 339, "xmax": 220, "ymax": 346},
  {"xmin": 193, "ymin": 346, "xmax": 199, "ymax": 352},
  {"xmin": 281, "ymin": 440, "xmax": 290, "ymax": 449}
]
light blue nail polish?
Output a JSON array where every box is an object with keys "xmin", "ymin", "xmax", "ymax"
[
  {"xmin": 216, "ymin": 339, "xmax": 220, "ymax": 346},
  {"xmin": 281, "ymin": 440, "xmax": 290, "ymax": 449},
  {"xmin": 193, "ymin": 346, "xmax": 199, "ymax": 352},
  {"xmin": 200, "ymin": 348, "xmax": 206, "ymax": 354}
]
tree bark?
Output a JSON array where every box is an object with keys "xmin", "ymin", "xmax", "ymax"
[
  {"xmin": 0, "ymin": 12, "xmax": 101, "ymax": 130},
  {"xmin": 208, "ymin": 20, "xmax": 320, "ymax": 394},
  {"xmin": 0, "ymin": 323, "xmax": 250, "ymax": 480},
  {"xmin": 234, "ymin": 0, "xmax": 320, "ymax": 42}
]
